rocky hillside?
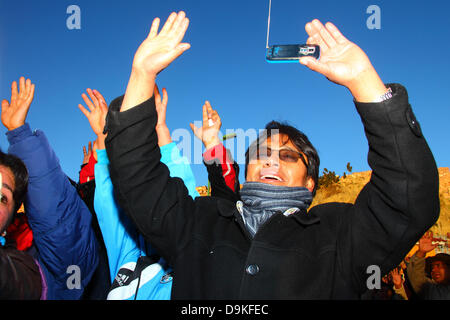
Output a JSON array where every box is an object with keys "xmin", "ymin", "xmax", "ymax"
[{"xmin": 310, "ymin": 167, "xmax": 450, "ymax": 236}]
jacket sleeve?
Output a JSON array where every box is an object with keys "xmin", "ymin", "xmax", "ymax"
[
  {"xmin": 105, "ymin": 96, "xmax": 198, "ymax": 265},
  {"xmin": 0, "ymin": 244, "xmax": 42, "ymax": 299},
  {"xmin": 160, "ymin": 142, "xmax": 199, "ymax": 198},
  {"xmin": 393, "ymin": 283, "xmax": 408, "ymax": 300},
  {"xmin": 79, "ymin": 153, "xmax": 97, "ymax": 184},
  {"xmin": 94, "ymin": 148, "xmax": 142, "ymax": 283},
  {"xmin": 203, "ymin": 143, "xmax": 240, "ymax": 202},
  {"xmin": 341, "ymin": 84, "xmax": 440, "ymax": 292},
  {"xmin": 7, "ymin": 123, "xmax": 99, "ymax": 300}
]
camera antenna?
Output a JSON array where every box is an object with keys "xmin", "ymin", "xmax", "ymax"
[{"xmin": 265, "ymin": 0, "xmax": 320, "ymax": 63}]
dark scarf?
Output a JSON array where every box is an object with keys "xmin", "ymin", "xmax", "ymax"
[{"xmin": 237, "ymin": 181, "xmax": 313, "ymax": 238}]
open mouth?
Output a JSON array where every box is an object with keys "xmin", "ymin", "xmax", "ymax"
[{"xmin": 261, "ymin": 175, "xmax": 283, "ymax": 182}]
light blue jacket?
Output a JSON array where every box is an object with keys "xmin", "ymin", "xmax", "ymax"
[{"xmin": 94, "ymin": 142, "xmax": 199, "ymax": 300}]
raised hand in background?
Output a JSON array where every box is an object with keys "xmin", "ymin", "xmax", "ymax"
[
  {"xmin": 189, "ymin": 101, "xmax": 222, "ymax": 150},
  {"xmin": 1, "ymin": 77, "xmax": 35, "ymax": 131}
]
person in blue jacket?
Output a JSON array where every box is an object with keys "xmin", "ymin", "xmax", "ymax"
[
  {"xmin": 1, "ymin": 77, "xmax": 99, "ymax": 299},
  {"xmin": 78, "ymin": 85, "xmax": 199, "ymax": 299}
]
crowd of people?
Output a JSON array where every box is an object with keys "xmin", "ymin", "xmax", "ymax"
[{"xmin": 0, "ymin": 11, "xmax": 447, "ymax": 300}]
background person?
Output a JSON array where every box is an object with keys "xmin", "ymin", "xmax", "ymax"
[
  {"xmin": 1, "ymin": 77, "xmax": 99, "ymax": 299},
  {"xmin": 407, "ymin": 231, "xmax": 450, "ymax": 299}
]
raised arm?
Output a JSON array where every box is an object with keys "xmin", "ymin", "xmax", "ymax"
[
  {"xmin": 2, "ymin": 77, "xmax": 99, "ymax": 299},
  {"xmin": 301, "ymin": 20, "xmax": 439, "ymax": 292},
  {"xmin": 190, "ymin": 101, "xmax": 240, "ymax": 201},
  {"xmin": 105, "ymin": 12, "xmax": 199, "ymax": 266}
]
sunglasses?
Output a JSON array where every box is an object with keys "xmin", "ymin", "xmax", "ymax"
[{"xmin": 249, "ymin": 147, "xmax": 308, "ymax": 167}]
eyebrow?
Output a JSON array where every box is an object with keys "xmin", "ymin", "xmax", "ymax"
[{"xmin": 1, "ymin": 183, "xmax": 14, "ymax": 194}]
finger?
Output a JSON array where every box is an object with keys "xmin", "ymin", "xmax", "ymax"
[
  {"xmin": 25, "ymin": 83, "xmax": 35, "ymax": 105},
  {"xmin": 93, "ymin": 90, "xmax": 108, "ymax": 114},
  {"xmin": 312, "ymin": 19, "xmax": 337, "ymax": 48},
  {"xmin": 19, "ymin": 77, "xmax": 25, "ymax": 97},
  {"xmin": 83, "ymin": 146, "xmax": 87, "ymax": 155},
  {"xmin": 202, "ymin": 102, "xmax": 209, "ymax": 125},
  {"xmin": 11, "ymin": 81, "xmax": 18, "ymax": 103},
  {"xmin": 148, "ymin": 17, "xmax": 160, "ymax": 39},
  {"xmin": 81, "ymin": 93, "xmax": 96, "ymax": 112},
  {"xmin": 205, "ymin": 101, "xmax": 213, "ymax": 118},
  {"xmin": 93, "ymin": 90, "xmax": 107, "ymax": 106},
  {"xmin": 1, "ymin": 100, "xmax": 10, "ymax": 111},
  {"xmin": 163, "ymin": 42, "xmax": 191, "ymax": 65},
  {"xmin": 154, "ymin": 84, "xmax": 161, "ymax": 103},
  {"xmin": 78, "ymin": 104, "xmax": 91, "ymax": 118},
  {"xmin": 87, "ymin": 88, "xmax": 100, "ymax": 108},
  {"xmin": 299, "ymin": 57, "xmax": 331, "ymax": 76},
  {"xmin": 325, "ymin": 22, "xmax": 348, "ymax": 44},
  {"xmin": 171, "ymin": 11, "xmax": 186, "ymax": 35},
  {"xmin": 159, "ymin": 12, "xmax": 177, "ymax": 36},
  {"xmin": 189, "ymin": 122, "xmax": 201, "ymax": 138},
  {"xmin": 25, "ymin": 78, "xmax": 31, "ymax": 96},
  {"xmin": 173, "ymin": 18, "xmax": 190, "ymax": 45},
  {"xmin": 88, "ymin": 141, "xmax": 93, "ymax": 152},
  {"xmin": 161, "ymin": 88, "xmax": 168, "ymax": 108},
  {"xmin": 305, "ymin": 22, "xmax": 328, "ymax": 53}
]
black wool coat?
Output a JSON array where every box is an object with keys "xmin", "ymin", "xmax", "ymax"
[{"xmin": 105, "ymin": 84, "xmax": 439, "ymax": 299}]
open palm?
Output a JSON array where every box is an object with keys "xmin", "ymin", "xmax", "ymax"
[
  {"xmin": 78, "ymin": 88, "xmax": 108, "ymax": 136},
  {"xmin": 190, "ymin": 101, "xmax": 222, "ymax": 150},
  {"xmin": 300, "ymin": 20, "xmax": 373, "ymax": 88},
  {"xmin": 419, "ymin": 231, "xmax": 437, "ymax": 253},
  {"xmin": 1, "ymin": 77, "xmax": 35, "ymax": 131},
  {"xmin": 132, "ymin": 11, "xmax": 190, "ymax": 76}
]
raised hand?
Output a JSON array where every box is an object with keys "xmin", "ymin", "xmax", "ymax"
[
  {"xmin": 190, "ymin": 101, "xmax": 222, "ymax": 150},
  {"xmin": 78, "ymin": 88, "xmax": 108, "ymax": 150},
  {"xmin": 82, "ymin": 141, "xmax": 93, "ymax": 165},
  {"xmin": 132, "ymin": 11, "xmax": 190, "ymax": 77},
  {"xmin": 121, "ymin": 11, "xmax": 190, "ymax": 112},
  {"xmin": 154, "ymin": 84, "xmax": 172, "ymax": 147},
  {"xmin": 1, "ymin": 77, "xmax": 35, "ymax": 131},
  {"xmin": 390, "ymin": 268, "xmax": 404, "ymax": 289},
  {"xmin": 418, "ymin": 231, "xmax": 437, "ymax": 257},
  {"xmin": 299, "ymin": 20, "xmax": 388, "ymax": 102},
  {"xmin": 78, "ymin": 88, "xmax": 108, "ymax": 136}
]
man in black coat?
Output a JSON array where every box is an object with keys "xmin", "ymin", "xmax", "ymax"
[{"xmin": 104, "ymin": 12, "xmax": 440, "ymax": 299}]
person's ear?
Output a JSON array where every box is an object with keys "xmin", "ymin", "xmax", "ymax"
[{"xmin": 305, "ymin": 177, "xmax": 315, "ymax": 193}]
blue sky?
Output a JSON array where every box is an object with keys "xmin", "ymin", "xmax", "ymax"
[{"xmin": 1, "ymin": 0, "xmax": 449, "ymax": 187}]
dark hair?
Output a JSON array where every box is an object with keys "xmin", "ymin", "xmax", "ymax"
[
  {"xmin": 245, "ymin": 121, "xmax": 320, "ymax": 195},
  {"xmin": 426, "ymin": 253, "xmax": 450, "ymax": 279},
  {"xmin": 0, "ymin": 151, "xmax": 29, "ymax": 214}
]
